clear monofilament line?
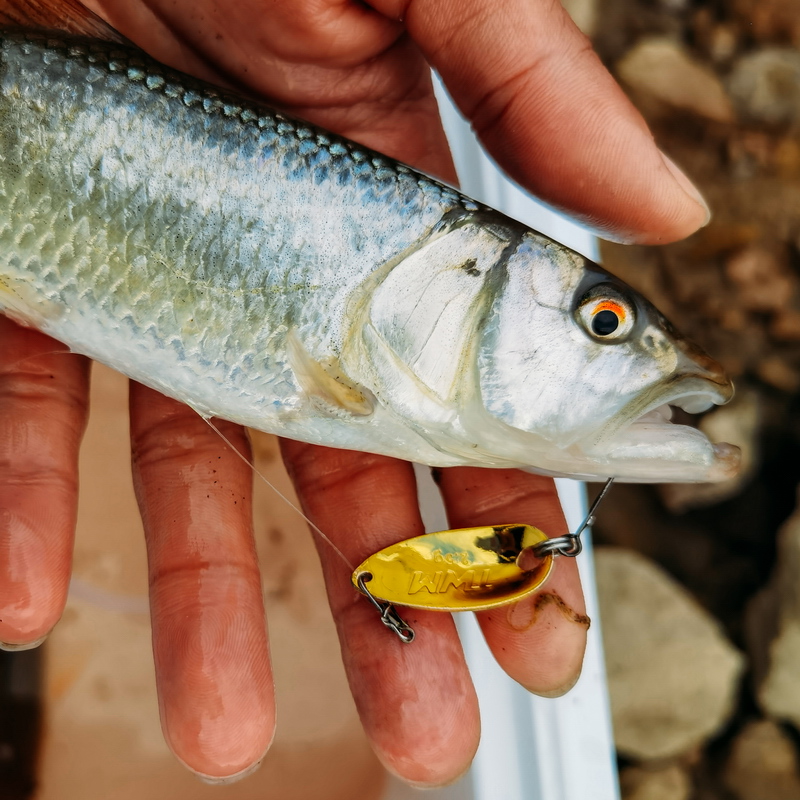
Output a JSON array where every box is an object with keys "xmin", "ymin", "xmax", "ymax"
[
  {"xmin": 2, "ymin": 349, "xmax": 78, "ymax": 374},
  {"xmin": 200, "ymin": 415, "xmax": 356, "ymax": 572}
]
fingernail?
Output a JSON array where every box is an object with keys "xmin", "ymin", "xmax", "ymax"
[
  {"xmin": 385, "ymin": 759, "xmax": 474, "ymax": 790},
  {"xmin": 659, "ymin": 151, "xmax": 711, "ymax": 227},
  {"xmin": 525, "ymin": 668, "xmax": 582, "ymax": 699},
  {"xmin": 194, "ymin": 756, "xmax": 265, "ymax": 785},
  {"xmin": 183, "ymin": 731, "xmax": 274, "ymax": 785},
  {"xmin": 405, "ymin": 767, "xmax": 472, "ymax": 790},
  {"xmin": 0, "ymin": 634, "xmax": 48, "ymax": 652}
]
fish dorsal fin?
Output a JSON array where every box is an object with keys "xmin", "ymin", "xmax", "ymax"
[
  {"xmin": 366, "ymin": 221, "xmax": 512, "ymax": 402},
  {"xmin": 286, "ymin": 331, "xmax": 375, "ymax": 418}
]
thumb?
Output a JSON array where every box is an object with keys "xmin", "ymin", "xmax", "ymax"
[{"xmin": 369, "ymin": 0, "xmax": 709, "ymax": 244}]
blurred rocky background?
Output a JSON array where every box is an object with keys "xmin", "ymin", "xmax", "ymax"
[{"xmin": 561, "ymin": 0, "xmax": 800, "ymax": 796}]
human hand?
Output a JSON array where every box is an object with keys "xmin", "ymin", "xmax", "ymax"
[{"xmin": 0, "ymin": 0, "xmax": 710, "ymax": 786}]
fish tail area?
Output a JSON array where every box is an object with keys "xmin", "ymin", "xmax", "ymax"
[{"xmin": 0, "ymin": 0, "xmax": 123, "ymax": 40}]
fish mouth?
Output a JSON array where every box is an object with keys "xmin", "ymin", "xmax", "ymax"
[{"xmin": 588, "ymin": 374, "xmax": 741, "ymax": 483}]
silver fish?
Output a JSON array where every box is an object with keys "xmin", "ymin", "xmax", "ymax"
[{"xmin": 0, "ymin": 31, "xmax": 738, "ymax": 482}]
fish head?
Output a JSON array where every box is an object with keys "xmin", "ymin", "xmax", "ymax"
[{"xmin": 477, "ymin": 232, "xmax": 739, "ymax": 482}]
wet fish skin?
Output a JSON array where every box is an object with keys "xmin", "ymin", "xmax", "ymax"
[{"xmin": 0, "ymin": 31, "xmax": 738, "ymax": 482}]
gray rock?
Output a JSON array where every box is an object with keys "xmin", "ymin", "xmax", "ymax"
[
  {"xmin": 723, "ymin": 720, "xmax": 800, "ymax": 800},
  {"xmin": 620, "ymin": 764, "xmax": 692, "ymax": 800},
  {"xmin": 728, "ymin": 49, "xmax": 800, "ymax": 126},
  {"xmin": 616, "ymin": 37, "xmax": 734, "ymax": 122},
  {"xmin": 747, "ymin": 496, "xmax": 800, "ymax": 727},
  {"xmin": 596, "ymin": 547, "xmax": 744, "ymax": 760},
  {"xmin": 725, "ymin": 245, "xmax": 796, "ymax": 314}
]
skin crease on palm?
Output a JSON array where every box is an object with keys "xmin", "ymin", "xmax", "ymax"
[{"xmin": 0, "ymin": 0, "xmax": 711, "ymax": 787}]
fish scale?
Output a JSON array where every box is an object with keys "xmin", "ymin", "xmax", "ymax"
[
  {"xmin": 0, "ymin": 30, "xmax": 739, "ymax": 481},
  {"xmin": 2, "ymin": 42, "xmax": 440, "ymax": 341}
]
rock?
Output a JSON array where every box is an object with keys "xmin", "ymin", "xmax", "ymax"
[
  {"xmin": 723, "ymin": 720, "xmax": 800, "ymax": 800},
  {"xmin": 718, "ymin": 305, "xmax": 748, "ymax": 332},
  {"xmin": 773, "ymin": 136, "xmax": 800, "ymax": 179},
  {"xmin": 657, "ymin": 0, "xmax": 689, "ymax": 12},
  {"xmin": 659, "ymin": 389, "xmax": 759, "ymax": 513},
  {"xmin": 733, "ymin": 0, "xmax": 800, "ymax": 48},
  {"xmin": 616, "ymin": 37, "xmax": 734, "ymax": 122},
  {"xmin": 707, "ymin": 24, "xmax": 739, "ymax": 63},
  {"xmin": 693, "ymin": 9, "xmax": 739, "ymax": 63},
  {"xmin": 728, "ymin": 49, "xmax": 800, "ymax": 126},
  {"xmin": 727, "ymin": 131, "xmax": 775, "ymax": 176},
  {"xmin": 771, "ymin": 309, "xmax": 800, "ymax": 341},
  {"xmin": 684, "ymin": 222, "xmax": 762, "ymax": 262},
  {"xmin": 747, "ymin": 496, "xmax": 800, "ymax": 727},
  {"xmin": 595, "ymin": 547, "xmax": 744, "ymax": 761},
  {"xmin": 620, "ymin": 764, "xmax": 692, "ymax": 800},
  {"xmin": 725, "ymin": 244, "xmax": 795, "ymax": 314},
  {"xmin": 756, "ymin": 356, "xmax": 800, "ymax": 393}
]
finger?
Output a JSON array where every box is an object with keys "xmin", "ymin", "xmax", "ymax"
[
  {"xmin": 129, "ymin": 384, "xmax": 273, "ymax": 781},
  {"xmin": 84, "ymin": 0, "xmax": 403, "ymax": 83},
  {"xmin": 369, "ymin": 0, "xmax": 709, "ymax": 244},
  {"xmin": 83, "ymin": 0, "xmax": 457, "ymax": 183},
  {"xmin": 0, "ymin": 0, "xmax": 121, "ymax": 38},
  {"xmin": 435, "ymin": 467, "xmax": 588, "ymax": 696},
  {"xmin": 280, "ymin": 440, "xmax": 479, "ymax": 787},
  {"xmin": 0, "ymin": 316, "xmax": 89, "ymax": 648}
]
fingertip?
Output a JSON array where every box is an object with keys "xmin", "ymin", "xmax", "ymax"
[
  {"xmin": 172, "ymin": 729, "xmax": 273, "ymax": 785},
  {"xmin": 160, "ymin": 678, "xmax": 276, "ymax": 781},
  {"xmin": 405, "ymin": 0, "xmax": 711, "ymax": 244},
  {"xmin": 483, "ymin": 579, "xmax": 589, "ymax": 690},
  {"xmin": 380, "ymin": 749, "xmax": 476, "ymax": 790},
  {"xmin": 600, "ymin": 150, "xmax": 711, "ymax": 245},
  {"xmin": 341, "ymin": 611, "xmax": 481, "ymax": 788},
  {"xmin": 656, "ymin": 151, "xmax": 711, "ymax": 228},
  {"xmin": 0, "ymin": 633, "xmax": 49, "ymax": 652},
  {"xmin": 0, "ymin": 574, "xmax": 69, "ymax": 648},
  {"xmin": 372, "ymin": 709, "xmax": 480, "ymax": 789},
  {"xmin": 194, "ymin": 756, "xmax": 266, "ymax": 785},
  {"xmin": 525, "ymin": 666, "xmax": 583, "ymax": 699},
  {"xmin": 151, "ymin": 593, "xmax": 277, "ymax": 779}
]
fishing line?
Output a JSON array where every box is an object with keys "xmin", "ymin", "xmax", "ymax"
[
  {"xmin": 200, "ymin": 415, "xmax": 356, "ymax": 572},
  {"xmin": 2, "ymin": 349, "xmax": 78, "ymax": 374}
]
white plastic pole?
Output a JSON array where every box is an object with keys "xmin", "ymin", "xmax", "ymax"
[{"xmin": 382, "ymin": 77, "xmax": 620, "ymax": 800}]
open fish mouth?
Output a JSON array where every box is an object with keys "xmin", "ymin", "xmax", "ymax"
[{"xmin": 590, "ymin": 376, "xmax": 740, "ymax": 483}]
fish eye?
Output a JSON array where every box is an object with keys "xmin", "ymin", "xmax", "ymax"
[
  {"xmin": 576, "ymin": 286, "xmax": 636, "ymax": 342},
  {"xmin": 592, "ymin": 309, "xmax": 619, "ymax": 336}
]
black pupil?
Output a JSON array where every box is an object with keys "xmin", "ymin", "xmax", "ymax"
[{"xmin": 592, "ymin": 309, "xmax": 620, "ymax": 336}]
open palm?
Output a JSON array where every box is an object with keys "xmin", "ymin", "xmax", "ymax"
[{"xmin": 0, "ymin": 0, "xmax": 709, "ymax": 785}]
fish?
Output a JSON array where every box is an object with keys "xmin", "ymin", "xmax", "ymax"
[{"xmin": 0, "ymin": 30, "xmax": 739, "ymax": 483}]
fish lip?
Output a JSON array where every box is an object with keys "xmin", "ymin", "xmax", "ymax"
[
  {"xmin": 634, "ymin": 370, "xmax": 734, "ymax": 421},
  {"xmin": 656, "ymin": 374, "xmax": 733, "ymax": 416},
  {"xmin": 576, "ymin": 372, "xmax": 740, "ymax": 483},
  {"xmin": 589, "ymin": 372, "xmax": 735, "ymax": 452}
]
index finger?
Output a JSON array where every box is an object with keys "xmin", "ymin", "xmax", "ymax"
[{"xmin": 369, "ymin": 0, "xmax": 709, "ymax": 244}]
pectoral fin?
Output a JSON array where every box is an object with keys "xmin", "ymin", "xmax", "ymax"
[{"xmin": 287, "ymin": 331, "xmax": 375, "ymax": 418}]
